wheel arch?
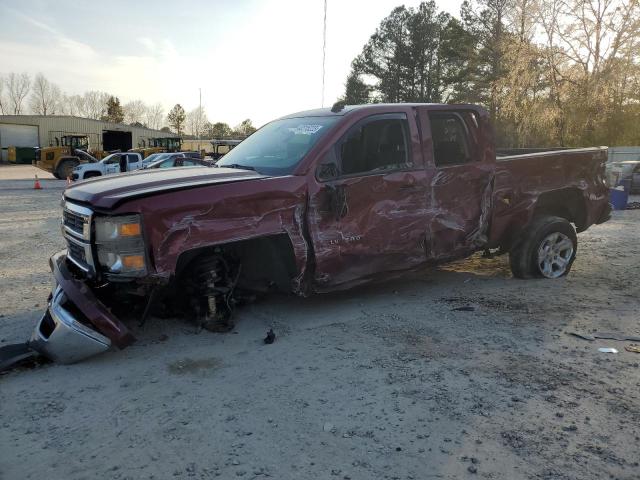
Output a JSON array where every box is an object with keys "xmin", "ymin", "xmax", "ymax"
[
  {"xmin": 174, "ymin": 233, "xmax": 299, "ymax": 293},
  {"xmin": 533, "ymin": 187, "xmax": 588, "ymax": 232}
]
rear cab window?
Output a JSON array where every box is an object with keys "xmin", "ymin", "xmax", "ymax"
[{"xmin": 429, "ymin": 113, "xmax": 471, "ymax": 167}]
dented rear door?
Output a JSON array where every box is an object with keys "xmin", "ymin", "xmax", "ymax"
[
  {"xmin": 307, "ymin": 109, "xmax": 429, "ymax": 289},
  {"xmin": 417, "ymin": 107, "xmax": 495, "ymax": 259}
]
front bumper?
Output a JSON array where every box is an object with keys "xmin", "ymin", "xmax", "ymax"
[
  {"xmin": 596, "ymin": 202, "xmax": 613, "ymax": 224},
  {"xmin": 29, "ymin": 251, "xmax": 136, "ymax": 364}
]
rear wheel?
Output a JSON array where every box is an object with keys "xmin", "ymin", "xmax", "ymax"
[
  {"xmin": 509, "ymin": 216, "xmax": 577, "ymax": 279},
  {"xmin": 56, "ymin": 159, "xmax": 79, "ymax": 179}
]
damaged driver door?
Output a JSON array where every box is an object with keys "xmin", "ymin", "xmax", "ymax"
[{"xmin": 307, "ymin": 111, "xmax": 428, "ymax": 289}]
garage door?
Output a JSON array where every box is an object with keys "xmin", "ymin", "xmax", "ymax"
[{"xmin": 0, "ymin": 124, "xmax": 39, "ymax": 161}]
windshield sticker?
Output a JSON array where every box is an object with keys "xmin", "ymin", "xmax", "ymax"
[{"xmin": 288, "ymin": 125, "xmax": 323, "ymax": 135}]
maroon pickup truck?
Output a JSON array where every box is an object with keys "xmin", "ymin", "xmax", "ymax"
[{"xmin": 30, "ymin": 103, "xmax": 611, "ymax": 363}]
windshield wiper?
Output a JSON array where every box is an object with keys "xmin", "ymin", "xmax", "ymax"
[{"xmin": 218, "ymin": 163, "xmax": 256, "ymax": 171}]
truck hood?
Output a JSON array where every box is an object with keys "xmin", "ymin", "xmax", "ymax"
[{"xmin": 64, "ymin": 167, "xmax": 267, "ymax": 210}]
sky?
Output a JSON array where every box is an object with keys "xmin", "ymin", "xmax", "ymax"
[{"xmin": 0, "ymin": 0, "xmax": 464, "ymax": 127}]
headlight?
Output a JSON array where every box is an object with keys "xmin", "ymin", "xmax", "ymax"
[{"xmin": 95, "ymin": 215, "xmax": 146, "ymax": 276}]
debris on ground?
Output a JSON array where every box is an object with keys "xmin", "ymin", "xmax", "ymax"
[
  {"xmin": 567, "ymin": 331, "xmax": 640, "ymax": 342},
  {"xmin": 597, "ymin": 347, "xmax": 619, "ymax": 354},
  {"xmin": 624, "ymin": 345, "xmax": 640, "ymax": 354},
  {"xmin": 567, "ymin": 331, "xmax": 595, "ymax": 341},
  {"xmin": 594, "ymin": 332, "xmax": 640, "ymax": 342},
  {"xmin": 264, "ymin": 328, "xmax": 276, "ymax": 344},
  {"xmin": 0, "ymin": 343, "xmax": 39, "ymax": 372}
]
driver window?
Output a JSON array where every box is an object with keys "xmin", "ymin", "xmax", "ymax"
[{"xmin": 339, "ymin": 116, "xmax": 410, "ymax": 176}]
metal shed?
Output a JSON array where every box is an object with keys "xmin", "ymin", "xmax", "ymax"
[{"xmin": 0, "ymin": 115, "xmax": 174, "ymax": 161}]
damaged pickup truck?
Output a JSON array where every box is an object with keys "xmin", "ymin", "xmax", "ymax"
[{"xmin": 30, "ymin": 103, "xmax": 611, "ymax": 364}]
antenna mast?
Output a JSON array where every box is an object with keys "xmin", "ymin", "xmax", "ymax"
[{"xmin": 321, "ymin": 0, "xmax": 327, "ymax": 107}]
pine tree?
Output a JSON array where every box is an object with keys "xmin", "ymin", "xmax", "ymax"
[
  {"xmin": 167, "ymin": 104, "xmax": 186, "ymax": 135},
  {"xmin": 103, "ymin": 96, "xmax": 124, "ymax": 123}
]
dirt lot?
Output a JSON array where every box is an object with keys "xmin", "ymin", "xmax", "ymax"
[{"xmin": 1, "ymin": 164, "xmax": 639, "ymax": 480}]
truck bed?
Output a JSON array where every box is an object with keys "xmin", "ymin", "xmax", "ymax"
[{"xmin": 489, "ymin": 147, "xmax": 609, "ymax": 245}]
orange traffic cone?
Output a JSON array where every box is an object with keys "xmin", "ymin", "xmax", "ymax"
[{"xmin": 33, "ymin": 175, "xmax": 42, "ymax": 190}]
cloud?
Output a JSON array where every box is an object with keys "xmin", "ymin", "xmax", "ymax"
[
  {"xmin": 138, "ymin": 37, "xmax": 156, "ymax": 52},
  {"xmin": 9, "ymin": 8, "xmax": 97, "ymax": 59}
]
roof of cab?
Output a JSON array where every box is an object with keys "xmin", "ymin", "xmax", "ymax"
[{"xmin": 278, "ymin": 103, "xmax": 486, "ymax": 120}]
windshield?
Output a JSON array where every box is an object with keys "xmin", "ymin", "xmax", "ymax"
[
  {"xmin": 216, "ymin": 116, "xmax": 339, "ymax": 175},
  {"xmin": 102, "ymin": 154, "xmax": 119, "ymax": 164},
  {"xmin": 144, "ymin": 153, "xmax": 169, "ymax": 163}
]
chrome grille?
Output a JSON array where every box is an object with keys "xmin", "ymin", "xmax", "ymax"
[
  {"xmin": 63, "ymin": 209, "xmax": 85, "ymax": 236},
  {"xmin": 67, "ymin": 239, "xmax": 86, "ymax": 264},
  {"xmin": 62, "ymin": 201, "xmax": 94, "ymax": 274}
]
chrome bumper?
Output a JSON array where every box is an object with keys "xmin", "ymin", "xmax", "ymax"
[{"xmin": 29, "ymin": 285, "xmax": 111, "ymax": 364}]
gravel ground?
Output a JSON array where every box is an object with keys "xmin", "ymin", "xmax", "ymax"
[{"xmin": 1, "ymin": 164, "xmax": 639, "ymax": 480}]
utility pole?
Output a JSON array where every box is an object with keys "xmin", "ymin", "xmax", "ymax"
[
  {"xmin": 321, "ymin": 0, "xmax": 327, "ymax": 107},
  {"xmin": 198, "ymin": 87, "xmax": 202, "ymax": 142}
]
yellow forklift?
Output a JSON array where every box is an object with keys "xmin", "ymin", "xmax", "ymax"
[
  {"xmin": 34, "ymin": 133, "xmax": 107, "ymax": 179},
  {"xmin": 129, "ymin": 137, "xmax": 182, "ymax": 158}
]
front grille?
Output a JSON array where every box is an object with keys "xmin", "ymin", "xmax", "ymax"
[
  {"xmin": 67, "ymin": 240, "xmax": 87, "ymax": 264},
  {"xmin": 62, "ymin": 201, "xmax": 94, "ymax": 273},
  {"xmin": 63, "ymin": 209, "xmax": 85, "ymax": 236}
]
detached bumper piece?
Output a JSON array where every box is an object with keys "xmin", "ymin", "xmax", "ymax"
[
  {"xmin": 28, "ymin": 251, "xmax": 136, "ymax": 364},
  {"xmin": 29, "ymin": 286, "xmax": 111, "ymax": 364}
]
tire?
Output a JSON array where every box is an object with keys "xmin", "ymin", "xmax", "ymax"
[
  {"xmin": 84, "ymin": 172, "xmax": 101, "ymax": 179},
  {"xmin": 56, "ymin": 159, "xmax": 79, "ymax": 179},
  {"xmin": 52, "ymin": 171, "xmax": 62, "ymax": 180},
  {"xmin": 509, "ymin": 215, "xmax": 577, "ymax": 279}
]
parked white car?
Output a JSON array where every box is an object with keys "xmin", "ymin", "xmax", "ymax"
[{"xmin": 71, "ymin": 152, "xmax": 144, "ymax": 180}]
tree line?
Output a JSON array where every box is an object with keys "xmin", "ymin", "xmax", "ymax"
[
  {"xmin": 0, "ymin": 72, "xmax": 256, "ymax": 138},
  {"xmin": 341, "ymin": 0, "xmax": 640, "ymax": 148}
]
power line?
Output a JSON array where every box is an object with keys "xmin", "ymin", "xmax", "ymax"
[{"xmin": 321, "ymin": 0, "xmax": 327, "ymax": 107}]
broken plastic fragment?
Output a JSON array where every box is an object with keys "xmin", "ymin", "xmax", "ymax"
[{"xmin": 597, "ymin": 347, "xmax": 618, "ymax": 354}]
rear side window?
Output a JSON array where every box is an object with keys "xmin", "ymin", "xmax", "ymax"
[
  {"xmin": 339, "ymin": 114, "xmax": 410, "ymax": 176},
  {"xmin": 429, "ymin": 114, "xmax": 470, "ymax": 167}
]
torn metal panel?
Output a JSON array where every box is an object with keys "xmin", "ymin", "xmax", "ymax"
[{"xmin": 110, "ymin": 176, "xmax": 311, "ymax": 293}]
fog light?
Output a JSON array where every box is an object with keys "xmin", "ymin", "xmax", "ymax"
[{"xmin": 122, "ymin": 255, "xmax": 145, "ymax": 270}]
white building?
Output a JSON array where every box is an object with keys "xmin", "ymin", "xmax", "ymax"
[{"xmin": 0, "ymin": 115, "xmax": 176, "ymax": 161}]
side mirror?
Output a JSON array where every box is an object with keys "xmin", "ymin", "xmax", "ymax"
[
  {"xmin": 316, "ymin": 150, "xmax": 340, "ymax": 181},
  {"xmin": 317, "ymin": 161, "xmax": 339, "ymax": 181}
]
